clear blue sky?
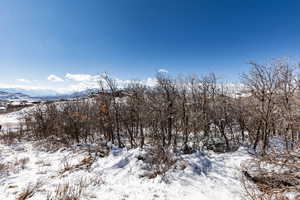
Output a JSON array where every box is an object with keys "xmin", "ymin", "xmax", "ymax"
[{"xmin": 1, "ymin": 0, "xmax": 300, "ymax": 92}]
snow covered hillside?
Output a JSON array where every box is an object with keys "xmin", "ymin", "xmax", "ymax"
[
  {"xmin": 0, "ymin": 90, "xmax": 39, "ymax": 102},
  {"xmin": 0, "ymin": 109, "xmax": 254, "ymax": 200},
  {"xmin": 0, "ymin": 106, "xmax": 33, "ymax": 132},
  {"xmin": 0, "ymin": 141, "xmax": 251, "ymax": 200}
]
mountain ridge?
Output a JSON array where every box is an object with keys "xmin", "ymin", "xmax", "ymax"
[{"xmin": 0, "ymin": 88, "xmax": 100, "ymax": 102}]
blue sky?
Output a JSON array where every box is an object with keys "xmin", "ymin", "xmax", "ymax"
[{"xmin": 1, "ymin": 0, "xmax": 300, "ymax": 93}]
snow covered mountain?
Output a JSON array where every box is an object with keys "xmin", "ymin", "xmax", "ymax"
[
  {"xmin": 0, "ymin": 88, "xmax": 99, "ymax": 102},
  {"xmin": 0, "ymin": 90, "xmax": 38, "ymax": 102},
  {"xmin": 0, "ymin": 88, "xmax": 60, "ymax": 97}
]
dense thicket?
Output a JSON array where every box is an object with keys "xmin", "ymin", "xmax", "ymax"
[{"xmin": 23, "ymin": 60, "xmax": 300, "ymax": 154}]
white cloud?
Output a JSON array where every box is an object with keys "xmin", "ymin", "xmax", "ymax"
[
  {"xmin": 64, "ymin": 73, "xmax": 102, "ymax": 92},
  {"xmin": 65, "ymin": 73, "xmax": 95, "ymax": 82},
  {"xmin": 17, "ymin": 78, "xmax": 31, "ymax": 83},
  {"xmin": 2, "ymin": 71, "xmax": 160, "ymax": 96},
  {"xmin": 115, "ymin": 78, "xmax": 131, "ymax": 86},
  {"xmin": 47, "ymin": 74, "xmax": 64, "ymax": 82},
  {"xmin": 67, "ymin": 80, "xmax": 99, "ymax": 92},
  {"xmin": 158, "ymin": 69, "xmax": 168, "ymax": 73},
  {"xmin": 145, "ymin": 77, "xmax": 157, "ymax": 87}
]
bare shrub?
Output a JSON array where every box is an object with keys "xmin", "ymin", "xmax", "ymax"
[
  {"xmin": 24, "ymin": 102, "xmax": 97, "ymax": 147},
  {"xmin": 0, "ymin": 129, "xmax": 23, "ymax": 145},
  {"xmin": 242, "ymin": 174, "xmax": 300, "ymax": 200},
  {"xmin": 146, "ymin": 145, "xmax": 177, "ymax": 179},
  {"xmin": 46, "ymin": 179, "xmax": 89, "ymax": 200},
  {"xmin": 19, "ymin": 59, "xmax": 300, "ymax": 157},
  {"xmin": 242, "ymin": 149, "xmax": 300, "ymax": 200},
  {"xmin": 242, "ymin": 59, "xmax": 300, "ymax": 155}
]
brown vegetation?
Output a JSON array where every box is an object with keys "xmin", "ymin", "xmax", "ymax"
[
  {"xmin": 17, "ymin": 181, "xmax": 43, "ymax": 200},
  {"xmin": 22, "ymin": 60, "xmax": 300, "ymax": 155},
  {"xmin": 242, "ymin": 143, "xmax": 300, "ymax": 200},
  {"xmin": 16, "ymin": 59, "xmax": 300, "ymax": 198}
]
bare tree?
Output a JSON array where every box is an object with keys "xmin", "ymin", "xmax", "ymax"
[
  {"xmin": 100, "ymin": 73, "xmax": 124, "ymax": 148},
  {"xmin": 243, "ymin": 61, "xmax": 281, "ymax": 155},
  {"xmin": 156, "ymin": 73, "xmax": 177, "ymax": 147},
  {"xmin": 276, "ymin": 60, "xmax": 299, "ymax": 150}
]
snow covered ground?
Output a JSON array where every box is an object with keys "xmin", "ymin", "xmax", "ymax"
[
  {"xmin": 0, "ymin": 106, "xmax": 34, "ymax": 132},
  {"xmin": 0, "ymin": 110, "xmax": 22, "ymax": 125},
  {"xmin": 0, "ymin": 142, "xmax": 252, "ymax": 200},
  {"xmin": 0, "ymin": 109, "xmax": 253, "ymax": 200}
]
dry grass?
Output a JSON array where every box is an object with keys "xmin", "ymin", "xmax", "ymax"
[
  {"xmin": 59, "ymin": 156, "xmax": 73, "ymax": 174},
  {"xmin": 242, "ymin": 174, "xmax": 300, "ymax": 200},
  {"xmin": 33, "ymin": 139, "xmax": 67, "ymax": 152},
  {"xmin": 0, "ymin": 130, "xmax": 23, "ymax": 145},
  {"xmin": 35, "ymin": 160, "xmax": 52, "ymax": 167},
  {"xmin": 59, "ymin": 156, "xmax": 95, "ymax": 175},
  {"xmin": 46, "ymin": 178, "xmax": 90, "ymax": 200},
  {"xmin": 0, "ymin": 162, "xmax": 9, "ymax": 176},
  {"xmin": 74, "ymin": 157, "xmax": 94, "ymax": 170},
  {"xmin": 242, "ymin": 147, "xmax": 300, "ymax": 200},
  {"xmin": 0, "ymin": 157, "xmax": 30, "ymax": 176},
  {"xmin": 88, "ymin": 175, "xmax": 105, "ymax": 186},
  {"xmin": 16, "ymin": 181, "xmax": 43, "ymax": 200}
]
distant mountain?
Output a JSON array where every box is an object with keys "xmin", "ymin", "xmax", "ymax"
[
  {"xmin": 0, "ymin": 88, "xmax": 60, "ymax": 97},
  {"xmin": 38, "ymin": 88, "xmax": 100, "ymax": 101},
  {"xmin": 0, "ymin": 90, "xmax": 40, "ymax": 102},
  {"xmin": 0, "ymin": 88, "xmax": 100, "ymax": 102}
]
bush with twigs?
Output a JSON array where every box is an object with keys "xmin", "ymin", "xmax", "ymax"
[{"xmin": 241, "ymin": 144, "xmax": 300, "ymax": 200}]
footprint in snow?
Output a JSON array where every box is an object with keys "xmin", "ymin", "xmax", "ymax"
[{"xmin": 113, "ymin": 157, "xmax": 130, "ymax": 168}]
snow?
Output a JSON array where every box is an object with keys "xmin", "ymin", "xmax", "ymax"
[
  {"xmin": 0, "ymin": 106, "xmax": 34, "ymax": 132},
  {"xmin": 0, "ymin": 107, "xmax": 33, "ymax": 124},
  {"xmin": 0, "ymin": 140, "xmax": 252, "ymax": 200},
  {"xmin": 0, "ymin": 109, "xmax": 253, "ymax": 200},
  {"xmin": 0, "ymin": 111, "xmax": 20, "ymax": 124}
]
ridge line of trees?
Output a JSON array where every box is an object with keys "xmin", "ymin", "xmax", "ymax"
[{"xmin": 24, "ymin": 59, "xmax": 300, "ymax": 155}]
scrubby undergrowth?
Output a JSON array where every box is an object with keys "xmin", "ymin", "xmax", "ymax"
[{"xmin": 0, "ymin": 138, "xmax": 252, "ymax": 200}]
